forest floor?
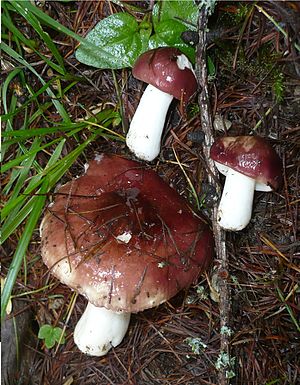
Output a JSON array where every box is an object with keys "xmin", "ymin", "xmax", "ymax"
[{"xmin": 1, "ymin": 1, "xmax": 300, "ymax": 385}]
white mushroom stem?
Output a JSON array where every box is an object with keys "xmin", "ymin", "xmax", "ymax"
[
  {"xmin": 74, "ymin": 302, "xmax": 131, "ymax": 356},
  {"xmin": 217, "ymin": 168, "xmax": 256, "ymax": 231},
  {"xmin": 126, "ymin": 84, "xmax": 173, "ymax": 161}
]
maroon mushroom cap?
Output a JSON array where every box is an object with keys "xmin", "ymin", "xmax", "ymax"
[
  {"xmin": 40, "ymin": 154, "xmax": 214, "ymax": 313},
  {"xmin": 210, "ymin": 136, "xmax": 282, "ymax": 190},
  {"xmin": 132, "ymin": 47, "xmax": 197, "ymax": 104}
]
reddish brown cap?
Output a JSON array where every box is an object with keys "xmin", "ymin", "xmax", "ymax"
[
  {"xmin": 40, "ymin": 154, "xmax": 213, "ymax": 313},
  {"xmin": 210, "ymin": 136, "xmax": 282, "ymax": 190},
  {"xmin": 132, "ymin": 47, "xmax": 197, "ymax": 103}
]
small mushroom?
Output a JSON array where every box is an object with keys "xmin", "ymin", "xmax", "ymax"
[
  {"xmin": 40, "ymin": 154, "xmax": 213, "ymax": 356},
  {"xmin": 126, "ymin": 47, "xmax": 197, "ymax": 161},
  {"xmin": 210, "ymin": 135, "xmax": 282, "ymax": 231}
]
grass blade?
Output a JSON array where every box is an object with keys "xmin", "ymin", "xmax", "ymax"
[
  {"xmin": 1, "ymin": 178, "xmax": 49, "ymax": 320},
  {"xmin": 13, "ymin": 1, "xmax": 66, "ymax": 71},
  {"xmin": 2, "ymin": 136, "xmax": 64, "ymax": 242},
  {"xmin": 1, "ymin": 137, "xmax": 62, "ymax": 175},
  {"xmin": 2, "ymin": 12, "xmax": 65, "ymax": 75},
  {"xmin": 1, "ymin": 42, "xmax": 70, "ymax": 123},
  {"xmin": 9, "ymin": 0, "xmax": 116, "ymax": 67},
  {"xmin": 276, "ymin": 287, "xmax": 300, "ymax": 333}
]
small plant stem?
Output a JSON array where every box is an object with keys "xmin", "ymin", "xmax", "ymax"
[
  {"xmin": 172, "ymin": 146, "xmax": 201, "ymax": 211},
  {"xmin": 276, "ymin": 287, "xmax": 300, "ymax": 333},
  {"xmin": 251, "ymin": 106, "xmax": 274, "ymax": 133},
  {"xmin": 111, "ymin": 69, "xmax": 127, "ymax": 135},
  {"xmin": 255, "ymin": 5, "xmax": 300, "ymax": 52},
  {"xmin": 54, "ymin": 292, "xmax": 78, "ymax": 355},
  {"xmin": 196, "ymin": 7, "xmax": 231, "ymax": 385},
  {"xmin": 10, "ymin": 283, "xmax": 56, "ymax": 298}
]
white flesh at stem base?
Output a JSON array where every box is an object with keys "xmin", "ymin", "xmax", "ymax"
[
  {"xmin": 217, "ymin": 169, "xmax": 256, "ymax": 231},
  {"xmin": 74, "ymin": 302, "xmax": 131, "ymax": 356},
  {"xmin": 126, "ymin": 84, "xmax": 173, "ymax": 161}
]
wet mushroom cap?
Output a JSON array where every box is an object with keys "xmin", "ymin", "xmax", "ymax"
[
  {"xmin": 210, "ymin": 136, "xmax": 282, "ymax": 190},
  {"xmin": 132, "ymin": 47, "xmax": 197, "ymax": 103},
  {"xmin": 40, "ymin": 154, "xmax": 214, "ymax": 313}
]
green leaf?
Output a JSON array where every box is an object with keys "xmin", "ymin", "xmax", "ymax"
[
  {"xmin": 38, "ymin": 324, "xmax": 52, "ymax": 339},
  {"xmin": 149, "ymin": 19, "xmax": 195, "ymax": 62},
  {"xmin": 150, "ymin": 0, "xmax": 199, "ymax": 63},
  {"xmin": 152, "ymin": 0, "xmax": 198, "ymax": 28},
  {"xmin": 44, "ymin": 333, "xmax": 56, "ymax": 349},
  {"xmin": 38, "ymin": 324, "xmax": 65, "ymax": 349},
  {"xmin": 75, "ymin": 13, "xmax": 151, "ymax": 69},
  {"xmin": 207, "ymin": 55, "xmax": 216, "ymax": 77},
  {"xmin": 53, "ymin": 327, "xmax": 66, "ymax": 344},
  {"xmin": 75, "ymin": 1, "xmax": 200, "ymax": 69}
]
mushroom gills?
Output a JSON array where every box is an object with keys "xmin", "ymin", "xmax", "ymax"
[
  {"xmin": 217, "ymin": 167, "xmax": 256, "ymax": 231},
  {"xmin": 126, "ymin": 84, "xmax": 173, "ymax": 161},
  {"xmin": 74, "ymin": 302, "xmax": 131, "ymax": 356}
]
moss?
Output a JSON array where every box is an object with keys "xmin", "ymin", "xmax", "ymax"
[
  {"xmin": 215, "ymin": 42, "xmax": 285, "ymax": 102},
  {"xmin": 218, "ymin": 2, "xmax": 252, "ymax": 26}
]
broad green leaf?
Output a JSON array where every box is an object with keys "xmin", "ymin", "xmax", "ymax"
[
  {"xmin": 152, "ymin": 0, "xmax": 198, "ymax": 29},
  {"xmin": 38, "ymin": 324, "xmax": 52, "ymax": 339},
  {"xmin": 149, "ymin": 19, "xmax": 195, "ymax": 62},
  {"xmin": 150, "ymin": 0, "xmax": 199, "ymax": 62},
  {"xmin": 75, "ymin": 1, "xmax": 200, "ymax": 69},
  {"xmin": 75, "ymin": 13, "xmax": 151, "ymax": 69},
  {"xmin": 38, "ymin": 325, "xmax": 65, "ymax": 349},
  {"xmin": 53, "ymin": 327, "xmax": 66, "ymax": 344},
  {"xmin": 43, "ymin": 333, "xmax": 56, "ymax": 349}
]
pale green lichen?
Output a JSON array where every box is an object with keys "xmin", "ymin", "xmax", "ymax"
[
  {"xmin": 196, "ymin": 285, "xmax": 209, "ymax": 300},
  {"xmin": 185, "ymin": 285, "xmax": 208, "ymax": 304},
  {"xmin": 215, "ymin": 352, "xmax": 236, "ymax": 372},
  {"xmin": 185, "ymin": 337, "xmax": 207, "ymax": 354},
  {"xmin": 220, "ymin": 325, "xmax": 233, "ymax": 337}
]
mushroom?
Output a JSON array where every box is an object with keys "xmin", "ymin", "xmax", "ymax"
[
  {"xmin": 126, "ymin": 47, "xmax": 198, "ymax": 161},
  {"xmin": 210, "ymin": 135, "xmax": 282, "ymax": 231},
  {"xmin": 40, "ymin": 154, "xmax": 214, "ymax": 356}
]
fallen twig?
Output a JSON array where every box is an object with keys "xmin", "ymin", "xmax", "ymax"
[{"xmin": 196, "ymin": 5, "xmax": 232, "ymax": 385}]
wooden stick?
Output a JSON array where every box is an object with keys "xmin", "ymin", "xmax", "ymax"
[{"xmin": 196, "ymin": 7, "xmax": 232, "ymax": 385}]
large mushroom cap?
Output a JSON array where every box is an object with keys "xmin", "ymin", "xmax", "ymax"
[
  {"xmin": 40, "ymin": 154, "xmax": 213, "ymax": 313},
  {"xmin": 210, "ymin": 136, "xmax": 282, "ymax": 190},
  {"xmin": 132, "ymin": 47, "xmax": 197, "ymax": 103}
]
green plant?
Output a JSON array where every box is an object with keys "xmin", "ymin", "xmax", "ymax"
[
  {"xmin": 38, "ymin": 324, "xmax": 66, "ymax": 349},
  {"xmin": 76, "ymin": 0, "xmax": 203, "ymax": 69},
  {"xmin": 276, "ymin": 286, "xmax": 300, "ymax": 333},
  {"xmin": 265, "ymin": 379, "xmax": 282, "ymax": 385},
  {"xmin": 273, "ymin": 71, "xmax": 284, "ymax": 103}
]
